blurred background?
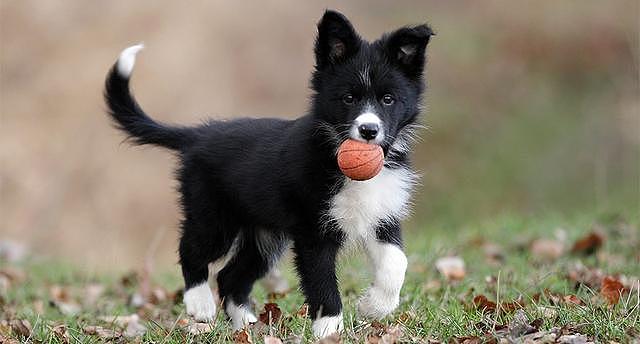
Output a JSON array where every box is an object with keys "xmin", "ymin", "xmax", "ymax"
[{"xmin": 1, "ymin": 1, "xmax": 638, "ymax": 270}]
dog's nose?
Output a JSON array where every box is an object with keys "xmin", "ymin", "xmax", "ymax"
[{"xmin": 358, "ymin": 123, "xmax": 379, "ymax": 140}]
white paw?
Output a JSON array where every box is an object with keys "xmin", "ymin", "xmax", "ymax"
[
  {"xmin": 184, "ymin": 283, "xmax": 217, "ymax": 322},
  {"xmin": 226, "ymin": 300, "xmax": 257, "ymax": 330},
  {"xmin": 312, "ymin": 314, "xmax": 343, "ymax": 338},
  {"xmin": 357, "ymin": 286, "xmax": 399, "ymax": 319}
]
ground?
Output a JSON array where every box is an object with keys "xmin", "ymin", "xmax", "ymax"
[{"xmin": 1, "ymin": 209, "xmax": 639, "ymax": 343}]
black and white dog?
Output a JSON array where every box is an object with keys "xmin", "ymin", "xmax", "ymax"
[{"xmin": 105, "ymin": 10, "xmax": 432, "ymax": 338}]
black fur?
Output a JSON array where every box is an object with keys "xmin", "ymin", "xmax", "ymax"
[{"xmin": 104, "ymin": 10, "xmax": 432, "ymax": 324}]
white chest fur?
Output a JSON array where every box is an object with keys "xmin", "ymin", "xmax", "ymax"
[{"xmin": 327, "ymin": 167, "xmax": 416, "ymax": 244}]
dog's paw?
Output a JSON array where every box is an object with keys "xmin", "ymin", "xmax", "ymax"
[
  {"xmin": 226, "ymin": 300, "xmax": 257, "ymax": 330},
  {"xmin": 357, "ymin": 286, "xmax": 399, "ymax": 319},
  {"xmin": 312, "ymin": 314, "xmax": 343, "ymax": 338},
  {"xmin": 184, "ymin": 283, "xmax": 217, "ymax": 322}
]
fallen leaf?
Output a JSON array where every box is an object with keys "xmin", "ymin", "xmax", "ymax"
[
  {"xmin": 472, "ymin": 295, "xmax": 496, "ymax": 313},
  {"xmin": 563, "ymin": 294, "xmax": 583, "ymax": 306},
  {"xmin": 508, "ymin": 309, "xmax": 536, "ymax": 338},
  {"xmin": 483, "ymin": 243, "xmax": 505, "ymax": 265},
  {"xmin": 264, "ymin": 335, "xmax": 284, "ymax": 344},
  {"xmin": 435, "ymin": 256, "xmax": 465, "ymax": 281},
  {"xmin": 367, "ymin": 324, "xmax": 402, "ymax": 344},
  {"xmin": 571, "ymin": 232, "xmax": 604, "ymax": 255},
  {"xmin": 233, "ymin": 329, "xmax": 253, "ymax": 343},
  {"xmin": 150, "ymin": 287, "xmax": 167, "ymax": 304},
  {"xmin": 537, "ymin": 306, "xmax": 557, "ymax": 319},
  {"xmin": 100, "ymin": 314, "xmax": 147, "ymax": 338},
  {"xmin": 296, "ymin": 304, "xmax": 309, "ymax": 318},
  {"xmin": 52, "ymin": 324, "xmax": 70, "ymax": 344},
  {"xmin": 566, "ymin": 263, "xmax": 604, "ymax": 289},
  {"xmin": 83, "ymin": 325, "xmax": 122, "ymax": 340},
  {"xmin": 600, "ymin": 276, "xmax": 626, "ymax": 305},
  {"xmin": 449, "ymin": 336, "xmax": 481, "ymax": 344},
  {"xmin": 558, "ymin": 333, "xmax": 592, "ymax": 343},
  {"xmin": 259, "ymin": 303, "xmax": 282, "ymax": 325},
  {"xmin": 315, "ymin": 333, "xmax": 341, "ymax": 344},
  {"xmin": 530, "ymin": 238, "xmax": 564, "ymax": 261},
  {"xmin": 0, "ymin": 334, "xmax": 20, "ymax": 344},
  {"xmin": 183, "ymin": 322, "xmax": 215, "ymax": 335},
  {"xmin": 9, "ymin": 319, "xmax": 31, "ymax": 338},
  {"xmin": 83, "ymin": 283, "xmax": 104, "ymax": 307}
]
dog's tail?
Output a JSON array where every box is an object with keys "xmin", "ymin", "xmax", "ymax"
[{"xmin": 104, "ymin": 44, "xmax": 197, "ymax": 151}]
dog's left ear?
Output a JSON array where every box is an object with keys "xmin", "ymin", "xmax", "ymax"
[{"xmin": 385, "ymin": 25, "xmax": 434, "ymax": 79}]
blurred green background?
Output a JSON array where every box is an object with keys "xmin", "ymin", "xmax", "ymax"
[{"xmin": 1, "ymin": 1, "xmax": 638, "ymax": 269}]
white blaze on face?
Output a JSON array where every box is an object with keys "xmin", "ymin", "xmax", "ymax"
[{"xmin": 350, "ymin": 104, "xmax": 384, "ymax": 143}]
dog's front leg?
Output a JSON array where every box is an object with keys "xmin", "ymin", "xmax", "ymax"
[
  {"xmin": 292, "ymin": 236, "xmax": 343, "ymax": 338},
  {"xmin": 358, "ymin": 219, "xmax": 407, "ymax": 319}
]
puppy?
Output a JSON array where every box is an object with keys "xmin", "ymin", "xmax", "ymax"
[{"xmin": 104, "ymin": 10, "xmax": 433, "ymax": 338}]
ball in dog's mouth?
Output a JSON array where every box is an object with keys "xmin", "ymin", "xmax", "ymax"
[{"xmin": 336, "ymin": 139, "xmax": 384, "ymax": 181}]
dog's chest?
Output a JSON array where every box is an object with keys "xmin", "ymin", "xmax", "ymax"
[{"xmin": 327, "ymin": 167, "xmax": 415, "ymax": 243}]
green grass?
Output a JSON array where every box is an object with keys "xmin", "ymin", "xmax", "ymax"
[{"xmin": 2, "ymin": 209, "xmax": 639, "ymax": 343}]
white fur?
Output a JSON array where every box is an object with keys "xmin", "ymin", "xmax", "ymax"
[
  {"xmin": 226, "ymin": 300, "xmax": 257, "ymax": 330},
  {"xmin": 327, "ymin": 167, "xmax": 416, "ymax": 245},
  {"xmin": 261, "ymin": 266, "xmax": 289, "ymax": 294},
  {"xmin": 358, "ymin": 242, "xmax": 407, "ymax": 318},
  {"xmin": 350, "ymin": 106, "xmax": 385, "ymax": 143},
  {"xmin": 184, "ymin": 282, "xmax": 216, "ymax": 322},
  {"xmin": 312, "ymin": 313, "xmax": 343, "ymax": 338},
  {"xmin": 117, "ymin": 44, "xmax": 144, "ymax": 77},
  {"xmin": 359, "ymin": 64, "xmax": 371, "ymax": 88}
]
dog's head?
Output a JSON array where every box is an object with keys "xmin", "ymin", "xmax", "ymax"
[{"xmin": 310, "ymin": 10, "xmax": 433, "ymax": 158}]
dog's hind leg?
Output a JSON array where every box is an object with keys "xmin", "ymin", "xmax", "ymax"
[
  {"xmin": 217, "ymin": 229, "xmax": 288, "ymax": 329},
  {"xmin": 180, "ymin": 215, "xmax": 237, "ymax": 322}
]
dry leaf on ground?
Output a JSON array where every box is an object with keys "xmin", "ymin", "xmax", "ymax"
[
  {"xmin": 366, "ymin": 323, "xmax": 402, "ymax": 344},
  {"xmin": 83, "ymin": 325, "xmax": 122, "ymax": 340},
  {"xmin": 264, "ymin": 335, "xmax": 284, "ymax": 344},
  {"xmin": 233, "ymin": 329, "xmax": 253, "ymax": 343},
  {"xmin": 8, "ymin": 319, "xmax": 31, "ymax": 338},
  {"xmin": 530, "ymin": 238, "xmax": 564, "ymax": 261},
  {"xmin": 259, "ymin": 302, "xmax": 282, "ymax": 325},
  {"xmin": 52, "ymin": 324, "xmax": 70, "ymax": 344},
  {"xmin": 181, "ymin": 321, "xmax": 215, "ymax": 335},
  {"xmin": 315, "ymin": 333, "xmax": 341, "ymax": 344},
  {"xmin": 600, "ymin": 276, "xmax": 626, "ymax": 305},
  {"xmin": 571, "ymin": 231, "xmax": 604, "ymax": 255},
  {"xmin": 435, "ymin": 256, "xmax": 465, "ymax": 281}
]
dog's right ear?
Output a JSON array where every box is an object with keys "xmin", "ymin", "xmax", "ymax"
[{"xmin": 314, "ymin": 10, "xmax": 361, "ymax": 69}]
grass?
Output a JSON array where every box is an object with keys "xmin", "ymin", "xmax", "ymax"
[{"xmin": 2, "ymin": 208, "xmax": 639, "ymax": 343}]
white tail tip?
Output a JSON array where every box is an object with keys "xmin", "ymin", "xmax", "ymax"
[{"xmin": 117, "ymin": 43, "xmax": 144, "ymax": 78}]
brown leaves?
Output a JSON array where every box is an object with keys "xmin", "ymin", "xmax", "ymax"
[
  {"xmin": 600, "ymin": 276, "xmax": 626, "ymax": 305},
  {"xmin": 83, "ymin": 325, "xmax": 122, "ymax": 340},
  {"xmin": 233, "ymin": 329, "xmax": 253, "ymax": 343},
  {"xmin": 472, "ymin": 294, "xmax": 524, "ymax": 314},
  {"xmin": 258, "ymin": 302, "xmax": 283, "ymax": 325},
  {"xmin": 435, "ymin": 256, "xmax": 466, "ymax": 281},
  {"xmin": 52, "ymin": 324, "xmax": 70, "ymax": 344},
  {"xmin": 530, "ymin": 238, "xmax": 564, "ymax": 261},
  {"xmin": 264, "ymin": 335, "xmax": 284, "ymax": 344},
  {"xmin": 571, "ymin": 231, "xmax": 604, "ymax": 255},
  {"xmin": 4, "ymin": 319, "xmax": 32, "ymax": 338},
  {"xmin": 366, "ymin": 322, "xmax": 402, "ymax": 344}
]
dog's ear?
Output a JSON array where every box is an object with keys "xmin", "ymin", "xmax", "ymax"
[
  {"xmin": 384, "ymin": 25, "xmax": 434, "ymax": 79},
  {"xmin": 314, "ymin": 10, "xmax": 361, "ymax": 69}
]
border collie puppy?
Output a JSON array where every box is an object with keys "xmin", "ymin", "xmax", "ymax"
[{"xmin": 104, "ymin": 10, "xmax": 433, "ymax": 338}]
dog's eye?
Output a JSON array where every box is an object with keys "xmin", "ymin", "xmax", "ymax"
[
  {"xmin": 382, "ymin": 94, "xmax": 395, "ymax": 106},
  {"xmin": 342, "ymin": 94, "xmax": 355, "ymax": 105}
]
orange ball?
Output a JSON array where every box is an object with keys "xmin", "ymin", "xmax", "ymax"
[{"xmin": 337, "ymin": 139, "xmax": 384, "ymax": 181}]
